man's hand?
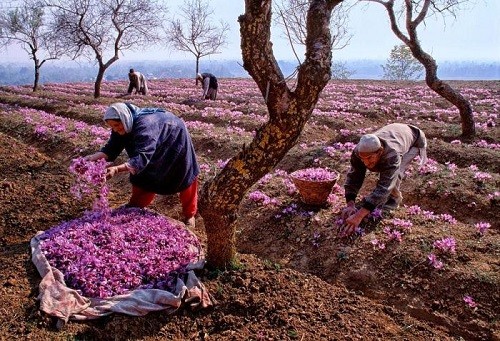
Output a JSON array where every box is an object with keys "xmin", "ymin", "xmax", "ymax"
[
  {"xmin": 338, "ymin": 207, "xmax": 370, "ymax": 237},
  {"xmin": 340, "ymin": 201, "xmax": 357, "ymax": 220},
  {"xmin": 105, "ymin": 166, "xmax": 119, "ymax": 180}
]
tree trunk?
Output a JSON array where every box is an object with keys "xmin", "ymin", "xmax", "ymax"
[
  {"xmin": 198, "ymin": 0, "xmax": 341, "ymax": 268},
  {"xmin": 412, "ymin": 49, "xmax": 475, "ymax": 138},
  {"xmin": 94, "ymin": 66, "xmax": 106, "ymax": 99},
  {"xmin": 33, "ymin": 58, "xmax": 40, "ymax": 92},
  {"xmin": 93, "ymin": 55, "xmax": 118, "ymax": 98},
  {"xmin": 379, "ymin": 0, "xmax": 475, "ymax": 138},
  {"xmin": 94, "ymin": 58, "xmax": 112, "ymax": 98},
  {"xmin": 195, "ymin": 56, "xmax": 200, "ymax": 85}
]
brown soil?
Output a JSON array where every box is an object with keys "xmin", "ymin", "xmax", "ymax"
[{"xmin": 0, "ymin": 79, "xmax": 498, "ymax": 340}]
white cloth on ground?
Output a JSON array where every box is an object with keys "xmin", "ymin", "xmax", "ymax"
[{"xmin": 30, "ymin": 216, "xmax": 212, "ymax": 326}]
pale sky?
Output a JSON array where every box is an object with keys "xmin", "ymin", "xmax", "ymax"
[{"xmin": 2, "ymin": 0, "xmax": 499, "ymax": 63}]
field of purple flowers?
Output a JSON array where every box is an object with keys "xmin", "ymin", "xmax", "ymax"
[{"xmin": 0, "ymin": 78, "xmax": 498, "ymax": 340}]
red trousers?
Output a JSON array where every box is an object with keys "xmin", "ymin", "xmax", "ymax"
[{"xmin": 128, "ymin": 178, "xmax": 198, "ymax": 219}]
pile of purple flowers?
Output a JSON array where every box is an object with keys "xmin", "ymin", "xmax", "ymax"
[
  {"xmin": 291, "ymin": 167, "xmax": 338, "ymax": 182},
  {"xmin": 39, "ymin": 207, "xmax": 201, "ymax": 298},
  {"xmin": 37, "ymin": 158, "xmax": 201, "ymax": 299},
  {"xmin": 68, "ymin": 157, "xmax": 109, "ymax": 211}
]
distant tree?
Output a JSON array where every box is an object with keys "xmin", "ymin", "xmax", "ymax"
[
  {"xmin": 198, "ymin": 0, "xmax": 342, "ymax": 268},
  {"xmin": 165, "ymin": 0, "xmax": 229, "ymax": 82},
  {"xmin": 274, "ymin": 0, "xmax": 353, "ymax": 79},
  {"xmin": 46, "ymin": 0, "xmax": 166, "ymax": 98},
  {"xmin": 361, "ymin": 0, "xmax": 475, "ymax": 137},
  {"xmin": 0, "ymin": 0, "xmax": 66, "ymax": 91},
  {"xmin": 382, "ymin": 44, "xmax": 423, "ymax": 80},
  {"xmin": 331, "ymin": 60, "xmax": 354, "ymax": 80}
]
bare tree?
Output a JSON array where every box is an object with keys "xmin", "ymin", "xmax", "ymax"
[
  {"xmin": 361, "ymin": 0, "xmax": 475, "ymax": 137},
  {"xmin": 165, "ymin": 0, "xmax": 229, "ymax": 81},
  {"xmin": 47, "ymin": 0, "xmax": 166, "ymax": 98},
  {"xmin": 274, "ymin": 0, "xmax": 353, "ymax": 78},
  {"xmin": 0, "ymin": 0, "xmax": 66, "ymax": 91},
  {"xmin": 331, "ymin": 60, "xmax": 355, "ymax": 79},
  {"xmin": 198, "ymin": 0, "xmax": 343, "ymax": 268},
  {"xmin": 382, "ymin": 44, "xmax": 424, "ymax": 80}
]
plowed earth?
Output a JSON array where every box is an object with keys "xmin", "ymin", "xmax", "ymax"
[{"xmin": 0, "ymin": 79, "xmax": 498, "ymax": 340}]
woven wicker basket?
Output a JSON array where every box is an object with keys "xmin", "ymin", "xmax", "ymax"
[{"xmin": 290, "ymin": 170, "xmax": 339, "ymax": 206}]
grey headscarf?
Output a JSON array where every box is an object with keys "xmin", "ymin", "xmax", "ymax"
[
  {"xmin": 103, "ymin": 103, "xmax": 135, "ymax": 134},
  {"xmin": 358, "ymin": 134, "xmax": 382, "ymax": 153}
]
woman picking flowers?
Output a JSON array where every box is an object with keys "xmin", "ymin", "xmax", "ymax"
[{"xmin": 85, "ymin": 102, "xmax": 200, "ymax": 227}]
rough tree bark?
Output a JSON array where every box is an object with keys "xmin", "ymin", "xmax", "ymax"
[
  {"xmin": 198, "ymin": 0, "xmax": 342, "ymax": 268},
  {"xmin": 93, "ymin": 56, "xmax": 118, "ymax": 99},
  {"xmin": 33, "ymin": 55, "xmax": 41, "ymax": 92},
  {"xmin": 195, "ymin": 56, "xmax": 200, "ymax": 85},
  {"xmin": 27, "ymin": 45, "xmax": 54, "ymax": 92},
  {"xmin": 373, "ymin": 0, "xmax": 475, "ymax": 137}
]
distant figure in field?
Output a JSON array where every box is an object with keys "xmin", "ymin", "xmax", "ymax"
[
  {"xmin": 339, "ymin": 123, "xmax": 428, "ymax": 236},
  {"xmin": 196, "ymin": 72, "xmax": 218, "ymax": 100},
  {"xmin": 127, "ymin": 69, "xmax": 148, "ymax": 95}
]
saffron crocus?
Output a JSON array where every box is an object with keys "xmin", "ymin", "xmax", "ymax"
[
  {"xmin": 383, "ymin": 227, "xmax": 402, "ymax": 242},
  {"xmin": 217, "ymin": 159, "xmax": 229, "ymax": 168},
  {"xmin": 406, "ymin": 205, "xmax": 422, "ymax": 215},
  {"xmin": 474, "ymin": 222, "xmax": 490, "ymax": 236},
  {"xmin": 433, "ymin": 237, "xmax": 456, "ymax": 254},
  {"xmin": 368, "ymin": 208, "xmax": 383, "ymax": 220},
  {"xmin": 391, "ymin": 218, "xmax": 413, "ymax": 231},
  {"xmin": 427, "ymin": 253, "xmax": 444, "ymax": 269},
  {"xmin": 439, "ymin": 214, "xmax": 457, "ymax": 225},
  {"xmin": 419, "ymin": 158, "xmax": 439, "ymax": 174},
  {"xmin": 445, "ymin": 162, "xmax": 458, "ymax": 175},
  {"xmin": 370, "ymin": 239, "xmax": 385, "ymax": 250},
  {"xmin": 473, "ymin": 171, "xmax": 492, "ymax": 182},
  {"xmin": 248, "ymin": 190, "xmax": 279, "ymax": 206},
  {"xmin": 312, "ymin": 232, "xmax": 321, "ymax": 248},
  {"xmin": 463, "ymin": 295, "xmax": 477, "ymax": 308}
]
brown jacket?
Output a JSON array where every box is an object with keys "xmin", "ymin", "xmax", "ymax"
[{"xmin": 344, "ymin": 123, "xmax": 427, "ymax": 211}]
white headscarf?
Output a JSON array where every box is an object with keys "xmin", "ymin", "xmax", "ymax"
[{"xmin": 104, "ymin": 103, "xmax": 135, "ymax": 134}]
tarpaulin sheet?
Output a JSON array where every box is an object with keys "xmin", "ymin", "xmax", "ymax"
[{"xmin": 30, "ymin": 219, "xmax": 212, "ymax": 326}]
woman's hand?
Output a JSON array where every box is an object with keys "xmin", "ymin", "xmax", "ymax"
[
  {"xmin": 105, "ymin": 163, "xmax": 131, "ymax": 180},
  {"xmin": 84, "ymin": 152, "xmax": 108, "ymax": 162}
]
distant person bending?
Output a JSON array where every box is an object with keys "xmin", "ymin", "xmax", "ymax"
[
  {"xmin": 196, "ymin": 72, "xmax": 218, "ymax": 100},
  {"xmin": 85, "ymin": 102, "xmax": 200, "ymax": 227},
  {"xmin": 127, "ymin": 69, "xmax": 148, "ymax": 95},
  {"xmin": 339, "ymin": 123, "xmax": 428, "ymax": 236}
]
